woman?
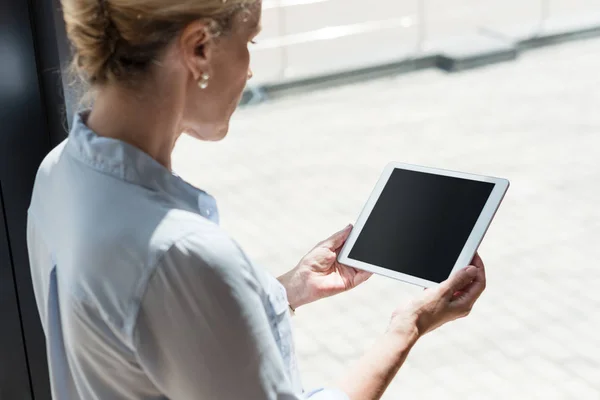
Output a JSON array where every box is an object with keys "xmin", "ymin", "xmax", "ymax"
[{"xmin": 27, "ymin": 0, "xmax": 487, "ymax": 399}]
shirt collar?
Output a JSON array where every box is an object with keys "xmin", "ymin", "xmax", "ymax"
[{"xmin": 65, "ymin": 110, "xmax": 219, "ymax": 223}]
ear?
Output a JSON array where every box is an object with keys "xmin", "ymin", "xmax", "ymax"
[{"xmin": 179, "ymin": 20, "xmax": 214, "ymax": 81}]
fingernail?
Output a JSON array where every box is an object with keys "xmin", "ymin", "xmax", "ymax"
[{"xmin": 465, "ymin": 266, "xmax": 477, "ymax": 276}]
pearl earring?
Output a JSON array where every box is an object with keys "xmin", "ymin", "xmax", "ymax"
[{"xmin": 198, "ymin": 72, "xmax": 210, "ymax": 89}]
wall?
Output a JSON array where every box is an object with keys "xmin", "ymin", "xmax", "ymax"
[{"xmin": 250, "ymin": 0, "xmax": 600, "ymax": 85}]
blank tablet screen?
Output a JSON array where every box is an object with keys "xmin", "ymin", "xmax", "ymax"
[{"xmin": 348, "ymin": 168, "xmax": 494, "ymax": 283}]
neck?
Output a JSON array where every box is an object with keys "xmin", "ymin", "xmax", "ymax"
[{"xmin": 86, "ymin": 84, "xmax": 182, "ymax": 170}]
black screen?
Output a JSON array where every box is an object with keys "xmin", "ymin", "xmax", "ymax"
[{"xmin": 349, "ymin": 168, "xmax": 494, "ymax": 283}]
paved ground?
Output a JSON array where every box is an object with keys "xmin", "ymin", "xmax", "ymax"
[{"xmin": 173, "ymin": 37, "xmax": 600, "ymax": 399}]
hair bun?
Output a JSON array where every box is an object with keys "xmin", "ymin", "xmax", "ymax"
[{"xmin": 62, "ymin": 0, "xmax": 256, "ymax": 87}]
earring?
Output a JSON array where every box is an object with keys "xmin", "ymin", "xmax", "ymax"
[{"xmin": 198, "ymin": 72, "xmax": 210, "ymax": 90}]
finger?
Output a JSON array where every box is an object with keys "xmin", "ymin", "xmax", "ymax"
[
  {"xmin": 470, "ymin": 252, "xmax": 484, "ymax": 269},
  {"xmin": 452, "ymin": 265, "xmax": 486, "ymax": 307},
  {"xmin": 469, "ymin": 253, "xmax": 486, "ymax": 283},
  {"xmin": 353, "ymin": 269, "xmax": 373, "ymax": 286},
  {"xmin": 322, "ymin": 224, "xmax": 353, "ymax": 249},
  {"xmin": 441, "ymin": 265, "xmax": 478, "ymax": 296},
  {"xmin": 464, "ymin": 263, "xmax": 486, "ymax": 298}
]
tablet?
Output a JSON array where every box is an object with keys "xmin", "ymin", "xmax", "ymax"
[{"xmin": 338, "ymin": 162, "xmax": 509, "ymax": 288}]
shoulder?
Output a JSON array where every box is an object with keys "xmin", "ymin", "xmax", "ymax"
[
  {"xmin": 142, "ymin": 211, "xmax": 274, "ymax": 309},
  {"xmin": 32, "ymin": 140, "xmax": 67, "ymax": 189},
  {"xmin": 127, "ymin": 214, "xmax": 268, "ymax": 336},
  {"xmin": 133, "ymin": 222, "xmax": 270, "ymax": 333},
  {"xmin": 36, "ymin": 139, "xmax": 68, "ymax": 179},
  {"xmin": 152, "ymin": 210, "xmax": 247, "ymax": 264},
  {"xmin": 29, "ymin": 140, "xmax": 68, "ymax": 220},
  {"xmin": 155, "ymin": 219, "xmax": 257, "ymax": 285}
]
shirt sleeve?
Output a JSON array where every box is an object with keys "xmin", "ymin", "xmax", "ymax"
[{"xmin": 132, "ymin": 232, "xmax": 348, "ymax": 400}]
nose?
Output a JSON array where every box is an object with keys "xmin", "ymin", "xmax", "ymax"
[{"xmin": 247, "ymin": 68, "xmax": 253, "ymax": 80}]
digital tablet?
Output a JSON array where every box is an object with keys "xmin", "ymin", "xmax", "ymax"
[{"xmin": 337, "ymin": 162, "xmax": 509, "ymax": 288}]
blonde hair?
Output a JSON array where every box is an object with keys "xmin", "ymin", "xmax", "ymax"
[{"xmin": 62, "ymin": 0, "xmax": 255, "ymax": 87}]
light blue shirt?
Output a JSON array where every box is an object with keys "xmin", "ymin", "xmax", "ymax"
[{"xmin": 27, "ymin": 111, "xmax": 348, "ymax": 400}]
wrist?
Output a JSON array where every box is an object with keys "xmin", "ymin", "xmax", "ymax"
[
  {"xmin": 386, "ymin": 326, "xmax": 420, "ymax": 349},
  {"xmin": 277, "ymin": 267, "xmax": 309, "ymax": 310},
  {"xmin": 387, "ymin": 312, "xmax": 421, "ymax": 346}
]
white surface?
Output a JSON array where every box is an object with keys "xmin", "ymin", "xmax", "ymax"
[
  {"xmin": 249, "ymin": 6, "xmax": 283, "ymax": 85},
  {"xmin": 338, "ymin": 162, "xmax": 509, "ymax": 288},
  {"xmin": 253, "ymin": 0, "xmax": 418, "ymax": 81},
  {"xmin": 547, "ymin": 0, "xmax": 600, "ymax": 22},
  {"xmin": 250, "ymin": 1, "xmax": 600, "ymax": 85},
  {"xmin": 423, "ymin": 0, "xmax": 542, "ymax": 48}
]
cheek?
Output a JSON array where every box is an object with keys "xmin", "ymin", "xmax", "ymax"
[
  {"xmin": 236, "ymin": 46, "xmax": 251, "ymax": 85},
  {"xmin": 209, "ymin": 43, "xmax": 251, "ymax": 115},
  {"xmin": 227, "ymin": 46, "xmax": 250, "ymax": 102}
]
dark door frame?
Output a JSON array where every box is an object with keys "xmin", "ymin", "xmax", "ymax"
[{"xmin": 0, "ymin": 0, "xmax": 71, "ymax": 398}]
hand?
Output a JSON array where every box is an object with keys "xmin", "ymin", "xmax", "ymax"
[
  {"xmin": 388, "ymin": 253, "xmax": 487, "ymax": 337},
  {"xmin": 278, "ymin": 225, "xmax": 372, "ymax": 309}
]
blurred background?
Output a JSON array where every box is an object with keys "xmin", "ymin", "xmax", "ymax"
[
  {"xmin": 246, "ymin": 0, "xmax": 600, "ymax": 86},
  {"xmin": 1, "ymin": 1, "xmax": 600, "ymax": 399},
  {"xmin": 171, "ymin": 1, "xmax": 600, "ymax": 399}
]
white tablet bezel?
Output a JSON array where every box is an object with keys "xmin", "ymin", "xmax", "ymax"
[{"xmin": 338, "ymin": 162, "xmax": 509, "ymax": 288}]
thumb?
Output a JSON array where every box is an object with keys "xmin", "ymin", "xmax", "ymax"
[
  {"xmin": 322, "ymin": 224, "xmax": 353, "ymax": 250},
  {"xmin": 441, "ymin": 265, "xmax": 478, "ymax": 295}
]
